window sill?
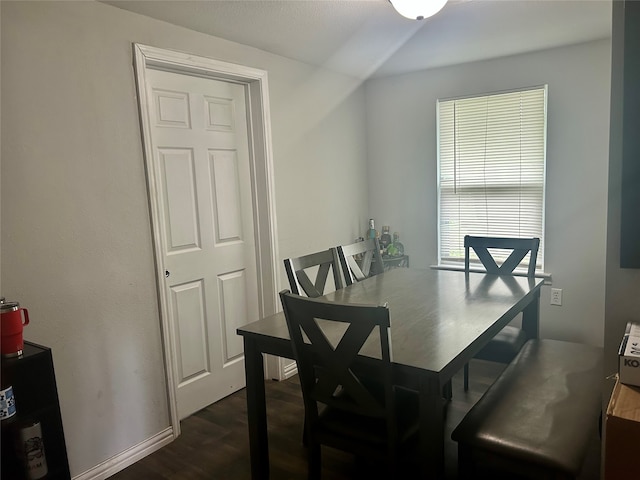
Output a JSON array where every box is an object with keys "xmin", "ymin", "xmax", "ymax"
[{"xmin": 430, "ymin": 264, "xmax": 552, "ymax": 284}]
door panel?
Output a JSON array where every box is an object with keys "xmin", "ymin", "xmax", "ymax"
[
  {"xmin": 211, "ymin": 150, "xmax": 243, "ymax": 241},
  {"xmin": 218, "ymin": 269, "xmax": 249, "ymax": 362},
  {"xmin": 146, "ymin": 67, "xmax": 258, "ymax": 419},
  {"xmin": 160, "ymin": 148, "xmax": 200, "ymax": 250},
  {"xmin": 172, "ymin": 280, "xmax": 208, "ymax": 380}
]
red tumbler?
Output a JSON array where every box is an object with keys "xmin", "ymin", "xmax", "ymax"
[{"xmin": 1, "ymin": 298, "xmax": 29, "ymax": 357}]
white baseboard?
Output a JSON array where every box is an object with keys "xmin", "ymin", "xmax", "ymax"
[
  {"xmin": 72, "ymin": 427, "xmax": 175, "ymax": 480},
  {"xmin": 265, "ymin": 354, "xmax": 298, "ymax": 381},
  {"xmin": 282, "ymin": 359, "xmax": 298, "ymax": 379}
]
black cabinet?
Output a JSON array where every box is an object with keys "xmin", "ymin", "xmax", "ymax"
[{"xmin": 1, "ymin": 342, "xmax": 70, "ymax": 479}]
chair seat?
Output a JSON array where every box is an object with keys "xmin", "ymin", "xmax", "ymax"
[
  {"xmin": 474, "ymin": 325, "xmax": 529, "ymax": 364},
  {"xmin": 317, "ymin": 386, "xmax": 419, "ymax": 449}
]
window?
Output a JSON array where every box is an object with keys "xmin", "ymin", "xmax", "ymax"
[{"xmin": 437, "ymin": 86, "xmax": 547, "ymax": 271}]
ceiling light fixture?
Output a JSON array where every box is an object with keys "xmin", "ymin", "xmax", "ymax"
[{"xmin": 389, "ymin": 0, "xmax": 448, "ymax": 20}]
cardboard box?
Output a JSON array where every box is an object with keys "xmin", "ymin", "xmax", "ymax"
[
  {"xmin": 605, "ymin": 377, "xmax": 640, "ymax": 479},
  {"xmin": 618, "ymin": 322, "xmax": 640, "ymax": 387}
]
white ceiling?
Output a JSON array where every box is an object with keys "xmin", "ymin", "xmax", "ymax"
[{"xmin": 103, "ymin": 0, "xmax": 612, "ymax": 79}]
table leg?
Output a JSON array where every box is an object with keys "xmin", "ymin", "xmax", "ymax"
[
  {"xmin": 243, "ymin": 336, "xmax": 269, "ymax": 480},
  {"xmin": 419, "ymin": 375, "xmax": 445, "ymax": 479},
  {"xmin": 522, "ymin": 288, "xmax": 541, "ymax": 339}
]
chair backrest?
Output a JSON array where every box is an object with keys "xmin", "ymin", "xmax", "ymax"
[
  {"xmin": 279, "ymin": 290, "xmax": 395, "ymax": 437},
  {"xmin": 337, "ymin": 238, "xmax": 384, "ymax": 286},
  {"xmin": 464, "ymin": 235, "xmax": 540, "ymax": 277},
  {"xmin": 284, "ymin": 248, "xmax": 343, "ymax": 297}
]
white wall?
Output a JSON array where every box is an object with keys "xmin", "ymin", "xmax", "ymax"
[
  {"xmin": 365, "ymin": 39, "xmax": 611, "ymax": 347},
  {"xmin": 1, "ymin": 1, "xmax": 369, "ymax": 476}
]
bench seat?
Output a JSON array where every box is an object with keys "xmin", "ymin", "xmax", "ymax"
[{"xmin": 452, "ymin": 339, "xmax": 603, "ymax": 479}]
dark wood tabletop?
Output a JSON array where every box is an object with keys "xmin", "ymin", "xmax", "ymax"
[{"xmin": 238, "ymin": 267, "xmax": 544, "ymax": 479}]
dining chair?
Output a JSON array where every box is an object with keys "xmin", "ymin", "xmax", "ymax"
[
  {"xmin": 284, "ymin": 248, "xmax": 343, "ymax": 297},
  {"xmin": 279, "ymin": 290, "xmax": 419, "ymax": 479},
  {"xmin": 463, "ymin": 235, "xmax": 540, "ymax": 391},
  {"xmin": 337, "ymin": 238, "xmax": 384, "ymax": 286}
]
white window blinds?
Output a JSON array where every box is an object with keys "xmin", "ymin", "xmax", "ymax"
[{"xmin": 437, "ymin": 86, "xmax": 547, "ymax": 270}]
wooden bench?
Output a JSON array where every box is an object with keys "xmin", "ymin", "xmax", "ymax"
[{"xmin": 452, "ymin": 339, "xmax": 603, "ymax": 480}]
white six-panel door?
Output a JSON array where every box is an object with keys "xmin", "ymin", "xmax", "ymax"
[{"xmin": 145, "ymin": 67, "xmax": 259, "ymax": 419}]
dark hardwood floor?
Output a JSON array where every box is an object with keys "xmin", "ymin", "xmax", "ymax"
[{"xmin": 109, "ymin": 361, "xmax": 601, "ymax": 479}]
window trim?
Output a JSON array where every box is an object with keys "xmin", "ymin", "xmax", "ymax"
[{"xmin": 436, "ymin": 85, "xmax": 548, "ymax": 272}]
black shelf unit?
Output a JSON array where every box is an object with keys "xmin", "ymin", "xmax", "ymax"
[{"xmin": 1, "ymin": 341, "xmax": 71, "ymax": 479}]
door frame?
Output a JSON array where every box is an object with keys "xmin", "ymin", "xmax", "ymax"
[{"xmin": 133, "ymin": 43, "xmax": 279, "ymax": 435}]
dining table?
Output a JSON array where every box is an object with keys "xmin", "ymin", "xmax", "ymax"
[{"xmin": 237, "ymin": 267, "xmax": 544, "ymax": 479}]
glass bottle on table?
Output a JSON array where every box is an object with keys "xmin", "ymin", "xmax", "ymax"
[
  {"xmin": 367, "ymin": 219, "xmax": 376, "ymax": 240},
  {"xmin": 391, "ymin": 232, "xmax": 404, "ymax": 256},
  {"xmin": 380, "ymin": 226, "xmax": 392, "ymax": 255}
]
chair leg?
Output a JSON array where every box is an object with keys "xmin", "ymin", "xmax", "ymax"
[
  {"xmin": 302, "ymin": 417, "xmax": 308, "ymax": 446},
  {"xmin": 457, "ymin": 443, "xmax": 474, "ymax": 479},
  {"xmin": 463, "ymin": 363, "xmax": 469, "ymax": 392},
  {"xmin": 307, "ymin": 442, "xmax": 321, "ymax": 480},
  {"xmin": 387, "ymin": 448, "xmax": 398, "ymax": 479},
  {"xmin": 443, "ymin": 379, "xmax": 452, "ymax": 401}
]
